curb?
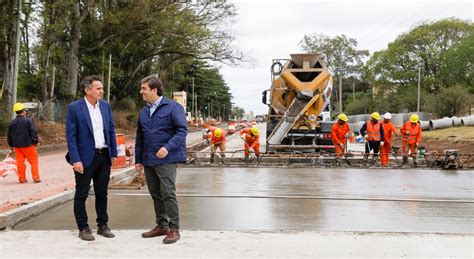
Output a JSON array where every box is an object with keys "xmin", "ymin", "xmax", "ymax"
[
  {"xmin": 0, "ymin": 143, "xmax": 68, "ymax": 156},
  {"xmin": 0, "ymin": 167, "xmax": 136, "ymax": 230}
]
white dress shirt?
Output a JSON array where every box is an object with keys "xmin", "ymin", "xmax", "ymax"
[{"xmin": 85, "ymin": 98, "xmax": 107, "ymax": 149}]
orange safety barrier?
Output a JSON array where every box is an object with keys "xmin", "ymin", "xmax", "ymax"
[
  {"xmin": 349, "ymin": 132, "xmax": 355, "ymax": 143},
  {"xmin": 112, "ymin": 134, "xmax": 127, "ymax": 169}
]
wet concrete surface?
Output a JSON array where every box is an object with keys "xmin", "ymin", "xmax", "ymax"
[{"xmin": 15, "ymin": 168, "xmax": 474, "ymax": 234}]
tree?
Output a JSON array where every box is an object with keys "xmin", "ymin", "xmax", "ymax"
[
  {"xmin": 0, "ymin": 0, "xmax": 20, "ymax": 116},
  {"xmin": 299, "ymin": 34, "xmax": 369, "ymax": 112},
  {"xmin": 423, "ymin": 85, "xmax": 473, "ymax": 117},
  {"xmin": 368, "ymin": 19, "xmax": 472, "ymax": 92}
]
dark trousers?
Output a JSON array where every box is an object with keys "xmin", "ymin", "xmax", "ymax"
[
  {"xmin": 74, "ymin": 151, "xmax": 111, "ymax": 231},
  {"xmin": 365, "ymin": 141, "xmax": 381, "ymax": 157},
  {"xmin": 144, "ymin": 164, "xmax": 179, "ymax": 230}
]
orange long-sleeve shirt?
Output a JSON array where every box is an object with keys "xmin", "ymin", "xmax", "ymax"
[{"xmin": 331, "ymin": 122, "xmax": 350, "ymax": 146}]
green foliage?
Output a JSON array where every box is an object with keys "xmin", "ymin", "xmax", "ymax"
[
  {"xmin": 299, "ymin": 34, "xmax": 369, "ymax": 79},
  {"xmin": 366, "ymin": 18, "xmax": 473, "ymax": 114},
  {"xmin": 423, "ymin": 85, "xmax": 473, "ymax": 117},
  {"xmin": 113, "ymin": 97, "xmax": 136, "ymax": 112},
  {"xmin": 4, "ymin": 0, "xmax": 241, "ymax": 119},
  {"xmin": 126, "ymin": 112, "xmax": 137, "ymax": 125},
  {"xmin": 344, "ymin": 92, "xmax": 373, "ymax": 115},
  {"xmin": 0, "ymin": 116, "xmax": 8, "ymax": 135}
]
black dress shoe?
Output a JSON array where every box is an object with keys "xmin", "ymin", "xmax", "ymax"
[
  {"xmin": 78, "ymin": 228, "xmax": 95, "ymax": 241},
  {"xmin": 97, "ymin": 225, "xmax": 115, "ymax": 238}
]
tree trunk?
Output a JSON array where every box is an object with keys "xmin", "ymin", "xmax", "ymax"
[
  {"xmin": 0, "ymin": 0, "xmax": 18, "ymax": 116},
  {"xmin": 65, "ymin": 0, "xmax": 88, "ymax": 99}
]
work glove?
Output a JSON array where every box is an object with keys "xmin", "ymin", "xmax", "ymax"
[
  {"xmin": 339, "ymin": 143, "xmax": 344, "ymax": 148},
  {"xmin": 380, "ymin": 141, "xmax": 384, "ymax": 146},
  {"xmin": 363, "ymin": 135, "xmax": 368, "ymax": 140},
  {"xmin": 405, "ymin": 131, "xmax": 410, "ymax": 136}
]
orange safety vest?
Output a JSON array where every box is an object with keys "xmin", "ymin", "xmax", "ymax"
[
  {"xmin": 239, "ymin": 128, "xmax": 259, "ymax": 143},
  {"xmin": 401, "ymin": 121, "xmax": 421, "ymax": 145},
  {"xmin": 211, "ymin": 128, "xmax": 226, "ymax": 144},
  {"xmin": 366, "ymin": 121, "xmax": 381, "ymax": 141}
]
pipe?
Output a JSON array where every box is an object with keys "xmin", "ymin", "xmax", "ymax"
[
  {"xmin": 390, "ymin": 113, "xmax": 404, "ymax": 127},
  {"xmin": 349, "ymin": 121, "xmax": 365, "ymax": 132},
  {"xmin": 461, "ymin": 115, "xmax": 474, "ymax": 126},
  {"xmin": 429, "ymin": 117, "xmax": 452, "ymax": 130},
  {"xmin": 451, "ymin": 116, "xmax": 463, "ymax": 126},
  {"xmin": 420, "ymin": 120, "xmax": 430, "ymax": 131}
]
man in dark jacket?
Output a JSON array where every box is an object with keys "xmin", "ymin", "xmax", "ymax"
[
  {"xmin": 135, "ymin": 75, "xmax": 187, "ymax": 244},
  {"xmin": 65, "ymin": 75, "xmax": 118, "ymax": 241},
  {"xmin": 8, "ymin": 103, "xmax": 40, "ymax": 183}
]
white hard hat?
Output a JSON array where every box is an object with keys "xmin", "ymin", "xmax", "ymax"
[{"xmin": 383, "ymin": 112, "xmax": 392, "ymax": 119}]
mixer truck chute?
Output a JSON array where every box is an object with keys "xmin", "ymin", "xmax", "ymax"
[{"xmin": 263, "ymin": 53, "xmax": 334, "ymax": 152}]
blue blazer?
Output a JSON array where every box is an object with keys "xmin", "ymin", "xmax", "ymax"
[
  {"xmin": 135, "ymin": 97, "xmax": 188, "ymax": 166},
  {"xmin": 65, "ymin": 98, "xmax": 117, "ymax": 168}
]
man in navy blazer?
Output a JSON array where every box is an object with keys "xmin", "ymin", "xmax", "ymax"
[
  {"xmin": 135, "ymin": 75, "xmax": 187, "ymax": 244},
  {"xmin": 66, "ymin": 75, "xmax": 117, "ymax": 241}
]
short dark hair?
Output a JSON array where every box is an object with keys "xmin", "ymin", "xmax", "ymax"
[
  {"xmin": 140, "ymin": 75, "xmax": 163, "ymax": 96},
  {"xmin": 81, "ymin": 75, "xmax": 102, "ymax": 95}
]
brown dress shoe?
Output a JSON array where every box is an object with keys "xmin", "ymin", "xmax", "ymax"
[
  {"xmin": 97, "ymin": 225, "xmax": 115, "ymax": 238},
  {"xmin": 142, "ymin": 225, "xmax": 169, "ymax": 238},
  {"xmin": 163, "ymin": 230, "xmax": 180, "ymax": 244},
  {"xmin": 78, "ymin": 228, "xmax": 95, "ymax": 241}
]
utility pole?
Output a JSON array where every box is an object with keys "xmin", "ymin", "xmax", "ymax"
[
  {"xmin": 352, "ymin": 82, "xmax": 355, "ymax": 102},
  {"xmin": 338, "ymin": 76, "xmax": 342, "ymax": 114},
  {"xmin": 107, "ymin": 54, "xmax": 112, "ymax": 103},
  {"xmin": 12, "ymin": 0, "xmax": 22, "ymax": 119},
  {"xmin": 191, "ymin": 77, "xmax": 195, "ymax": 121},
  {"xmin": 417, "ymin": 64, "xmax": 421, "ymax": 112},
  {"xmin": 195, "ymin": 94, "xmax": 198, "ymax": 122}
]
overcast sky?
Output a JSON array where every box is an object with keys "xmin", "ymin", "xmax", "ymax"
[{"xmin": 219, "ymin": 0, "xmax": 473, "ymax": 115}]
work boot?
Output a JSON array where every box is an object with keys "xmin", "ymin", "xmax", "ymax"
[
  {"xmin": 163, "ymin": 230, "xmax": 180, "ymax": 244},
  {"xmin": 413, "ymin": 157, "xmax": 418, "ymax": 167},
  {"xmin": 97, "ymin": 225, "xmax": 115, "ymax": 238},
  {"xmin": 78, "ymin": 228, "xmax": 95, "ymax": 241},
  {"xmin": 402, "ymin": 155, "xmax": 408, "ymax": 165},
  {"xmin": 19, "ymin": 179, "xmax": 28, "ymax": 184},
  {"xmin": 210, "ymin": 153, "xmax": 215, "ymax": 163},
  {"xmin": 244, "ymin": 155, "xmax": 249, "ymax": 162},
  {"xmin": 142, "ymin": 225, "xmax": 169, "ymax": 238},
  {"xmin": 220, "ymin": 155, "xmax": 226, "ymax": 164},
  {"xmin": 33, "ymin": 179, "xmax": 41, "ymax": 183}
]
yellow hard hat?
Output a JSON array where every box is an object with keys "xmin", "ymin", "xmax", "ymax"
[
  {"xmin": 250, "ymin": 126, "xmax": 259, "ymax": 136},
  {"xmin": 371, "ymin": 112, "xmax": 381, "ymax": 120},
  {"xmin": 410, "ymin": 114, "xmax": 419, "ymax": 123},
  {"xmin": 214, "ymin": 128, "xmax": 222, "ymax": 138},
  {"xmin": 337, "ymin": 114, "xmax": 348, "ymax": 122},
  {"xmin": 13, "ymin": 103, "xmax": 26, "ymax": 112}
]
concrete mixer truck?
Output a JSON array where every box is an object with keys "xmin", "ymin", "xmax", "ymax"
[{"xmin": 262, "ymin": 53, "xmax": 334, "ymax": 153}]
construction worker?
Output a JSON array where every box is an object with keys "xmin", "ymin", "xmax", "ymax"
[
  {"xmin": 331, "ymin": 114, "xmax": 351, "ymax": 160},
  {"xmin": 7, "ymin": 103, "xmax": 41, "ymax": 183},
  {"xmin": 400, "ymin": 114, "xmax": 422, "ymax": 166},
  {"xmin": 380, "ymin": 112, "xmax": 398, "ymax": 166},
  {"xmin": 360, "ymin": 112, "xmax": 384, "ymax": 163},
  {"xmin": 239, "ymin": 126, "xmax": 260, "ymax": 161},
  {"xmin": 208, "ymin": 127, "xmax": 226, "ymax": 162}
]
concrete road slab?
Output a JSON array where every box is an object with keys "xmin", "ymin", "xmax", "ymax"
[
  {"xmin": 0, "ymin": 230, "xmax": 471, "ymax": 258},
  {"xmin": 15, "ymin": 168, "xmax": 474, "ymax": 234}
]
